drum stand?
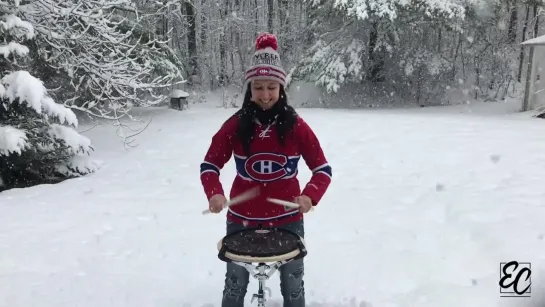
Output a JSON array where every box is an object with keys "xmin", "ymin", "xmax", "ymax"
[
  {"xmin": 231, "ymin": 260, "xmax": 290, "ymax": 306},
  {"xmin": 217, "ymin": 227, "xmax": 307, "ymax": 307}
]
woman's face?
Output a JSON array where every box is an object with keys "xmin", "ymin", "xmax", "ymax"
[{"xmin": 250, "ymin": 80, "xmax": 280, "ymax": 110}]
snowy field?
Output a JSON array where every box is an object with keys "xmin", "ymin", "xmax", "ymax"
[{"xmin": 1, "ymin": 100, "xmax": 545, "ymax": 307}]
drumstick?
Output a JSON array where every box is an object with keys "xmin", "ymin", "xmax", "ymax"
[
  {"xmin": 202, "ymin": 186, "xmax": 260, "ymax": 215},
  {"xmin": 267, "ymin": 198, "xmax": 315, "ymax": 211}
]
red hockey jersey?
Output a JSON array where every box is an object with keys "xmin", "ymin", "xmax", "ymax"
[{"xmin": 200, "ymin": 114, "xmax": 332, "ymax": 227}]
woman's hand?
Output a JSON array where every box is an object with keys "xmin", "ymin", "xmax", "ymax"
[
  {"xmin": 295, "ymin": 195, "xmax": 313, "ymax": 213},
  {"xmin": 209, "ymin": 194, "xmax": 227, "ymax": 213}
]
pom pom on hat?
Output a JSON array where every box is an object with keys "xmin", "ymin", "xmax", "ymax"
[{"xmin": 255, "ymin": 32, "xmax": 278, "ymax": 51}]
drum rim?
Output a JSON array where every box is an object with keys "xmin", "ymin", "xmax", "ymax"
[{"xmin": 217, "ymin": 239, "xmax": 302, "ymax": 262}]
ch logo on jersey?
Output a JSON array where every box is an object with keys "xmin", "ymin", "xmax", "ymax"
[{"xmin": 244, "ymin": 153, "xmax": 288, "ymax": 182}]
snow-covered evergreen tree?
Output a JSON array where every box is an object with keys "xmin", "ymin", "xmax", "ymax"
[
  {"xmin": 0, "ymin": 4, "xmax": 99, "ymax": 191},
  {"xmin": 292, "ymin": 0, "xmax": 467, "ymax": 95},
  {"xmin": 288, "ymin": 0, "xmax": 532, "ymax": 107}
]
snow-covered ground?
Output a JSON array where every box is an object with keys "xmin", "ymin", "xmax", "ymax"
[{"xmin": 1, "ymin": 99, "xmax": 545, "ymax": 307}]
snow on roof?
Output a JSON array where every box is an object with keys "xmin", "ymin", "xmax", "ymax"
[
  {"xmin": 170, "ymin": 89, "xmax": 189, "ymax": 98},
  {"xmin": 522, "ymin": 34, "xmax": 545, "ymax": 46}
]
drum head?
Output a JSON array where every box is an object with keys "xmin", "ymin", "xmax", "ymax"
[{"xmin": 217, "ymin": 228, "xmax": 307, "ymax": 263}]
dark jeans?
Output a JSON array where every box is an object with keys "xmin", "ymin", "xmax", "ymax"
[{"xmin": 221, "ymin": 219, "xmax": 305, "ymax": 307}]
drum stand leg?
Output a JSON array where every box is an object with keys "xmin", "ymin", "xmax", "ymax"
[
  {"xmin": 233, "ymin": 260, "xmax": 290, "ymax": 307},
  {"xmin": 253, "ymin": 263, "xmax": 268, "ymax": 307}
]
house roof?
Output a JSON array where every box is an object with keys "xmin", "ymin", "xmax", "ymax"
[{"xmin": 522, "ymin": 34, "xmax": 545, "ymax": 46}]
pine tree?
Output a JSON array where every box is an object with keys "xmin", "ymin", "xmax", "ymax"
[
  {"xmin": 0, "ymin": 5, "xmax": 99, "ymax": 192},
  {"xmin": 290, "ymin": 0, "xmax": 468, "ymax": 104}
]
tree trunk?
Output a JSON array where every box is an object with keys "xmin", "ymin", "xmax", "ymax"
[
  {"xmin": 517, "ymin": 5, "xmax": 530, "ymax": 82},
  {"xmin": 367, "ymin": 21, "xmax": 384, "ymax": 82},
  {"xmin": 508, "ymin": 2, "xmax": 518, "ymax": 43},
  {"xmin": 185, "ymin": 0, "xmax": 198, "ymax": 78},
  {"xmin": 267, "ymin": 0, "xmax": 274, "ymax": 32},
  {"xmin": 219, "ymin": 0, "xmax": 228, "ymax": 86}
]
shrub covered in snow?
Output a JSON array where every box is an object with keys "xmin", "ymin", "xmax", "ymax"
[{"xmin": 0, "ymin": 3, "xmax": 99, "ymax": 191}]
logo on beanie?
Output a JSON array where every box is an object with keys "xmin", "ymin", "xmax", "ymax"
[
  {"xmin": 254, "ymin": 53, "xmax": 280, "ymax": 66},
  {"xmin": 257, "ymin": 68, "xmax": 271, "ymax": 75}
]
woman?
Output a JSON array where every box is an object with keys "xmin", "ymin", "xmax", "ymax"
[{"xmin": 199, "ymin": 32, "xmax": 332, "ymax": 307}]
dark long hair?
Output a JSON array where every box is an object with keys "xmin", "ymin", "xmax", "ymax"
[{"xmin": 234, "ymin": 84, "xmax": 298, "ymax": 156}]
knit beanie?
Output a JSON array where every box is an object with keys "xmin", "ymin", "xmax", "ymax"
[{"xmin": 244, "ymin": 32, "xmax": 286, "ymax": 89}]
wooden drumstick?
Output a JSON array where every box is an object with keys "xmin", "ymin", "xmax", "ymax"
[
  {"xmin": 267, "ymin": 198, "xmax": 315, "ymax": 211},
  {"xmin": 202, "ymin": 186, "xmax": 260, "ymax": 215}
]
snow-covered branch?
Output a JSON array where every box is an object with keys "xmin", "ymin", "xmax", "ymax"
[
  {"xmin": 16, "ymin": 0, "xmax": 184, "ymax": 118},
  {"xmin": 0, "ymin": 125, "xmax": 28, "ymax": 156},
  {"xmin": 310, "ymin": 0, "xmax": 466, "ymax": 21}
]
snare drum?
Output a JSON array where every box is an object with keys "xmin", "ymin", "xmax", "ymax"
[{"xmin": 217, "ymin": 227, "xmax": 307, "ymax": 263}]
